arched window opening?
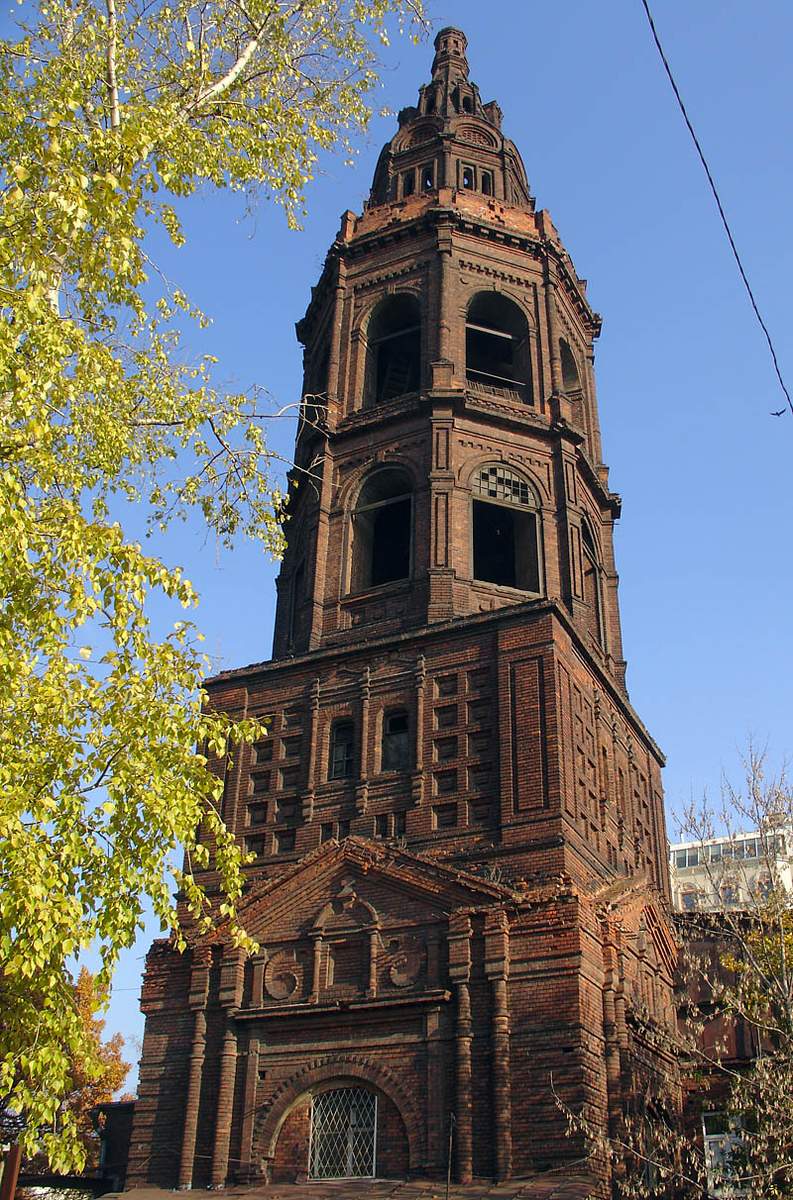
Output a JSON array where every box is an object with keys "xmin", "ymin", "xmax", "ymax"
[
  {"xmin": 466, "ymin": 292, "xmax": 532, "ymax": 401},
  {"xmin": 309, "ymin": 1087, "xmax": 378, "ymax": 1179},
  {"xmin": 581, "ymin": 522, "xmax": 603, "ymax": 646},
  {"xmin": 402, "ymin": 171, "xmax": 415, "ymax": 198},
  {"xmin": 481, "ymin": 171, "xmax": 493, "ymax": 196},
  {"xmin": 471, "ymin": 465, "xmax": 541, "ymax": 593},
  {"xmin": 366, "ymin": 295, "xmax": 421, "ymax": 405},
  {"xmin": 382, "ymin": 710, "xmax": 409, "ymax": 772},
  {"xmin": 329, "ymin": 721, "xmax": 355, "ymax": 780},
  {"xmin": 560, "ymin": 338, "xmax": 582, "ymax": 393},
  {"xmin": 461, "ymin": 165, "xmax": 475, "ymax": 189},
  {"xmin": 421, "ymin": 163, "xmax": 435, "ymax": 191},
  {"xmin": 350, "ymin": 469, "xmax": 412, "ymax": 592}
]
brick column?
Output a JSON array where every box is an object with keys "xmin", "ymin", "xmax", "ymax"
[
  {"xmin": 448, "ymin": 913, "xmax": 473, "ymax": 1183},
  {"xmin": 237, "ymin": 1033, "xmax": 261, "ymax": 1182},
  {"xmin": 412, "ymin": 654, "xmax": 426, "ymax": 806},
  {"xmin": 303, "ymin": 677, "xmax": 320, "ymax": 822},
  {"xmin": 356, "ymin": 666, "xmax": 370, "ymax": 813},
  {"xmin": 211, "ymin": 946, "xmax": 245, "ymax": 1188},
  {"xmin": 178, "ymin": 947, "xmax": 212, "ymax": 1189},
  {"xmin": 485, "ymin": 909, "xmax": 512, "ymax": 1180}
]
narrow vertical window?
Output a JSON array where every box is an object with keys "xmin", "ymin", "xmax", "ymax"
[
  {"xmin": 462, "ymin": 165, "xmax": 475, "ymax": 190},
  {"xmin": 350, "ymin": 469, "xmax": 413, "ymax": 592},
  {"xmin": 422, "ymin": 163, "xmax": 435, "ymax": 191},
  {"xmin": 382, "ymin": 710, "xmax": 409, "ymax": 772},
  {"xmin": 365, "ymin": 294, "xmax": 421, "ymax": 405},
  {"xmin": 402, "ymin": 171, "xmax": 415, "ymax": 198},
  {"xmin": 581, "ymin": 521, "xmax": 603, "ymax": 647},
  {"xmin": 329, "ymin": 722, "xmax": 355, "ymax": 780},
  {"xmin": 481, "ymin": 171, "xmax": 493, "ymax": 196}
]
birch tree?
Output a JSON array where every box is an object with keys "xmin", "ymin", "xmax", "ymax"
[{"xmin": 0, "ymin": 0, "xmax": 424, "ymax": 1169}]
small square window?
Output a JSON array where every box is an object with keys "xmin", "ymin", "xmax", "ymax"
[
  {"xmin": 434, "ymin": 770, "xmax": 457, "ymax": 795},
  {"xmin": 254, "ymin": 740, "xmax": 273, "ymax": 764},
  {"xmin": 247, "ymin": 803, "xmax": 267, "ymax": 826},
  {"xmin": 433, "ymin": 803, "xmax": 457, "ymax": 829},
  {"xmin": 435, "ymin": 674, "xmax": 457, "ymax": 697},
  {"xmin": 246, "ymin": 834, "xmax": 265, "ymax": 857},
  {"xmin": 471, "ymin": 801, "xmax": 492, "ymax": 823},
  {"xmin": 435, "ymin": 705, "xmax": 457, "ymax": 729},
  {"xmin": 279, "ymin": 766, "xmax": 299, "ymax": 792},
  {"xmin": 467, "ymin": 730, "xmax": 491, "ymax": 756},
  {"xmin": 467, "ymin": 699, "xmax": 490, "ymax": 724},
  {"xmin": 681, "ymin": 891, "xmax": 697, "ymax": 911},
  {"xmin": 275, "ymin": 828, "xmax": 296, "ymax": 854},
  {"xmin": 282, "ymin": 710, "xmax": 302, "ymax": 730},
  {"xmin": 250, "ymin": 772, "xmax": 270, "ymax": 795},
  {"xmin": 282, "ymin": 736, "xmax": 301, "ymax": 759},
  {"xmin": 434, "ymin": 736, "xmax": 458, "ymax": 762}
]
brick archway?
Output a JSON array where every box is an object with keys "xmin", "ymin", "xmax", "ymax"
[{"xmin": 255, "ymin": 1055, "xmax": 424, "ymax": 1172}]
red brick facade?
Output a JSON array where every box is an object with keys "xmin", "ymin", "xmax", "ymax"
[{"xmin": 128, "ymin": 29, "xmax": 679, "ymax": 1196}]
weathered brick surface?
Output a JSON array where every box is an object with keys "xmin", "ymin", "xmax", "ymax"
[{"xmin": 129, "ymin": 28, "xmax": 678, "ymax": 1200}]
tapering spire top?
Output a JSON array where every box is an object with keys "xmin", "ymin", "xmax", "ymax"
[{"xmin": 431, "ymin": 26, "xmax": 470, "ymax": 85}]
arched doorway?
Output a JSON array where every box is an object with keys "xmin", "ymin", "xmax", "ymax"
[
  {"xmin": 269, "ymin": 1082, "xmax": 411, "ymax": 1183},
  {"xmin": 308, "ymin": 1087, "xmax": 377, "ymax": 1179}
]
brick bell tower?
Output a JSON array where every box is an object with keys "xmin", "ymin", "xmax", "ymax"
[{"xmin": 129, "ymin": 30, "xmax": 679, "ymax": 1198}]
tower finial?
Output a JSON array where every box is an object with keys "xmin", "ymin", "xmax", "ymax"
[{"xmin": 431, "ymin": 26, "xmax": 469, "ymax": 83}]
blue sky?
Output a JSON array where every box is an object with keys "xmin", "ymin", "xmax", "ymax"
[{"xmin": 9, "ymin": 0, "xmax": 793, "ymax": 1080}]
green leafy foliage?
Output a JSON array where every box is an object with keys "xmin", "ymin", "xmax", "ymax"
[{"xmin": 0, "ymin": 0, "xmax": 425, "ymax": 1169}]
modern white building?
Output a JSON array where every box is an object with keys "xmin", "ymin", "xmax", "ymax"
[{"xmin": 668, "ymin": 827, "xmax": 792, "ymax": 912}]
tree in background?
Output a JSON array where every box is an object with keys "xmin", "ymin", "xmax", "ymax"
[
  {"xmin": 555, "ymin": 748, "xmax": 793, "ymax": 1197},
  {"xmin": 21, "ymin": 969, "xmax": 131, "ymax": 1172},
  {"xmin": 0, "ymin": 0, "xmax": 425, "ymax": 1169}
]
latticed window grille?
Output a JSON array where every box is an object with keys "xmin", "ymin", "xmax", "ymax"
[
  {"xmin": 472, "ymin": 466, "xmax": 534, "ymax": 507},
  {"xmin": 308, "ymin": 1087, "xmax": 378, "ymax": 1179}
]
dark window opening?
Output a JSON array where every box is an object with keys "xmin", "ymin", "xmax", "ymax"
[
  {"xmin": 321, "ymin": 822, "xmax": 334, "ymax": 843},
  {"xmin": 246, "ymin": 834, "xmax": 266, "ymax": 856},
  {"xmin": 481, "ymin": 171, "xmax": 493, "ymax": 196},
  {"xmin": 366, "ymin": 294, "xmax": 421, "ymax": 404},
  {"xmin": 462, "ymin": 165, "xmax": 474, "ymax": 189},
  {"xmin": 375, "ymin": 813, "xmax": 388, "ymax": 837},
  {"xmin": 350, "ymin": 469, "xmax": 413, "ymax": 592},
  {"xmin": 560, "ymin": 338, "xmax": 582, "ymax": 393},
  {"xmin": 382, "ymin": 710, "xmax": 409, "ymax": 772},
  {"xmin": 462, "ymin": 95, "xmax": 473, "ymax": 113},
  {"xmin": 472, "ymin": 501, "xmax": 540, "ymax": 591},
  {"xmin": 248, "ymin": 803, "xmax": 267, "ymax": 825},
  {"xmin": 329, "ymin": 721, "xmax": 355, "ymax": 780},
  {"xmin": 581, "ymin": 522, "xmax": 603, "ymax": 646},
  {"xmin": 338, "ymin": 820, "xmax": 350, "ymax": 840},
  {"xmin": 394, "ymin": 811, "xmax": 406, "ymax": 836},
  {"xmin": 425, "ymin": 90, "xmax": 436, "ymax": 114},
  {"xmin": 422, "ymin": 163, "xmax": 435, "ymax": 191},
  {"xmin": 466, "ymin": 292, "xmax": 531, "ymax": 399},
  {"xmin": 402, "ymin": 171, "xmax": 415, "ymax": 198}
]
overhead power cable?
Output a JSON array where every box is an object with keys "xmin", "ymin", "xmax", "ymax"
[{"xmin": 639, "ymin": 0, "xmax": 793, "ymax": 418}]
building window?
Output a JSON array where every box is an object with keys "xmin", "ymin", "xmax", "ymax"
[
  {"xmin": 275, "ymin": 828, "xmax": 296, "ymax": 854},
  {"xmin": 382, "ymin": 710, "xmax": 409, "ymax": 772},
  {"xmin": 471, "ymin": 465, "xmax": 541, "ymax": 593},
  {"xmin": 365, "ymin": 293, "xmax": 421, "ymax": 404},
  {"xmin": 481, "ymin": 171, "xmax": 493, "ymax": 196},
  {"xmin": 560, "ymin": 338, "xmax": 582, "ymax": 394},
  {"xmin": 329, "ymin": 721, "xmax": 355, "ymax": 780},
  {"xmin": 422, "ymin": 163, "xmax": 435, "ymax": 191},
  {"xmin": 433, "ymin": 803, "xmax": 457, "ymax": 829},
  {"xmin": 466, "ymin": 291, "xmax": 532, "ymax": 400},
  {"xmin": 581, "ymin": 521, "xmax": 603, "ymax": 646},
  {"xmin": 462, "ymin": 165, "xmax": 475, "ymax": 189},
  {"xmin": 680, "ymin": 891, "xmax": 697, "ymax": 911},
  {"xmin": 309, "ymin": 1087, "xmax": 378, "ymax": 1179},
  {"xmin": 338, "ymin": 820, "xmax": 350, "ymax": 839},
  {"xmin": 375, "ymin": 813, "xmax": 388, "ymax": 837},
  {"xmin": 402, "ymin": 171, "xmax": 415, "ymax": 198},
  {"xmin": 350, "ymin": 468, "xmax": 412, "ymax": 592},
  {"xmin": 394, "ymin": 811, "xmax": 406, "ymax": 836},
  {"xmin": 320, "ymin": 822, "xmax": 334, "ymax": 843}
]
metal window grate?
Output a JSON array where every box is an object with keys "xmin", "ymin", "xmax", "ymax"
[
  {"xmin": 473, "ymin": 466, "xmax": 533, "ymax": 507},
  {"xmin": 308, "ymin": 1087, "xmax": 377, "ymax": 1179}
]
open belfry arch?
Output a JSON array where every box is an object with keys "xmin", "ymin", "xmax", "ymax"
[{"xmin": 129, "ymin": 29, "xmax": 679, "ymax": 1197}]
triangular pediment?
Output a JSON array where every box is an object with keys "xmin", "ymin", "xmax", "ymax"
[{"xmin": 208, "ymin": 836, "xmax": 511, "ymax": 947}]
